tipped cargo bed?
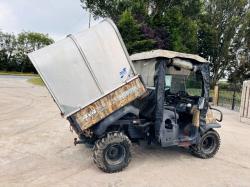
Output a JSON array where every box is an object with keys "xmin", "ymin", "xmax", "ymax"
[{"xmin": 28, "ymin": 19, "xmax": 146, "ymax": 129}]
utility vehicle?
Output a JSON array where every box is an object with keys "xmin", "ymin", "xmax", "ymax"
[
  {"xmin": 89, "ymin": 50, "xmax": 222, "ymax": 173},
  {"xmin": 28, "ymin": 19, "xmax": 222, "ymax": 173}
]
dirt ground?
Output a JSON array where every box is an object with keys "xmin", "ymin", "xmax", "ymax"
[{"xmin": 0, "ymin": 76, "xmax": 250, "ymax": 187}]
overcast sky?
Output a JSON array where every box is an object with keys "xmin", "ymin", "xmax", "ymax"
[{"xmin": 0, "ymin": 0, "xmax": 100, "ymax": 41}]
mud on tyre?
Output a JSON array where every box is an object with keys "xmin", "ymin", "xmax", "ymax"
[
  {"xmin": 190, "ymin": 130, "xmax": 220, "ymax": 159},
  {"xmin": 93, "ymin": 132, "xmax": 132, "ymax": 173}
]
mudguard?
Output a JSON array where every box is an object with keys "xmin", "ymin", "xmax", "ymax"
[{"xmin": 200, "ymin": 123, "xmax": 221, "ymax": 134}]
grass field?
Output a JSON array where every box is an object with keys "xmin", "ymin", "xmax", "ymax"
[
  {"xmin": 27, "ymin": 77, "xmax": 44, "ymax": 86},
  {"xmin": 0, "ymin": 71, "xmax": 37, "ymax": 76},
  {"xmin": 25, "ymin": 76, "xmax": 242, "ymax": 111},
  {"xmin": 0, "ymin": 71, "xmax": 44, "ymax": 86},
  {"xmin": 25, "ymin": 78, "xmax": 241, "ymax": 101},
  {"xmin": 187, "ymin": 88, "xmax": 241, "ymax": 101},
  {"xmin": 2, "ymin": 71, "xmax": 242, "ymax": 111},
  {"xmin": 219, "ymin": 90, "xmax": 241, "ymax": 100}
]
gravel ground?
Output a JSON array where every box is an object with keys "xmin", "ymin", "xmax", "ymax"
[{"xmin": 0, "ymin": 76, "xmax": 250, "ymax": 187}]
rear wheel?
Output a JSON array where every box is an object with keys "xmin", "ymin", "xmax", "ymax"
[
  {"xmin": 190, "ymin": 130, "xmax": 220, "ymax": 159},
  {"xmin": 93, "ymin": 132, "xmax": 131, "ymax": 173}
]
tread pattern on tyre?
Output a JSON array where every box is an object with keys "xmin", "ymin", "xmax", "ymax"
[
  {"xmin": 190, "ymin": 130, "xmax": 221, "ymax": 159},
  {"xmin": 93, "ymin": 131, "xmax": 132, "ymax": 173}
]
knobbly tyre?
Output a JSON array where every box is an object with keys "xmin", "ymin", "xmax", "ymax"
[{"xmin": 28, "ymin": 19, "xmax": 223, "ymax": 173}]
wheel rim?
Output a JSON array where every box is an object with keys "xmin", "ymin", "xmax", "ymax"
[
  {"xmin": 201, "ymin": 135, "xmax": 216, "ymax": 154},
  {"xmin": 105, "ymin": 143, "xmax": 126, "ymax": 165}
]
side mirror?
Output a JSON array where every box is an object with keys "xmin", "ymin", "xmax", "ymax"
[
  {"xmin": 209, "ymin": 97, "xmax": 213, "ymax": 102},
  {"xmin": 198, "ymin": 97, "xmax": 205, "ymax": 109}
]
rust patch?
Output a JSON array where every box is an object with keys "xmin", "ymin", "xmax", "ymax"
[{"xmin": 73, "ymin": 77, "xmax": 146, "ymax": 130}]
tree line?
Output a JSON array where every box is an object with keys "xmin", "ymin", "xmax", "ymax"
[
  {"xmin": 0, "ymin": 0, "xmax": 249, "ymax": 86},
  {"xmin": 0, "ymin": 31, "xmax": 53, "ymax": 73},
  {"xmin": 81, "ymin": 0, "xmax": 250, "ymax": 86}
]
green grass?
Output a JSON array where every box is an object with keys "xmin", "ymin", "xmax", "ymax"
[
  {"xmin": 0, "ymin": 71, "xmax": 37, "ymax": 76},
  {"xmin": 27, "ymin": 77, "xmax": 44, "ymax": 86},
  {"xmin": 219, "ymin": 90, "xmax": 241, "ymax": 101},
  {"xmin": 187, "ymin": 88, "xmax": 214, "ymax": 97},
  {"xmin": 0, "ymin": 71, "xmax": 44, "ymax": 86},
  {"xmin": 187, "ymin": 88, "xmax": 203, "ymax": 96},
  {"xmin": 187, "ymin": 88, "xmax": 241, "ymax": 101}
]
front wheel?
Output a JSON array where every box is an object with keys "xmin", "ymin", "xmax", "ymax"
[
  {"xmin": 190, "ymin": 130, "xmax": 220, "ymax": 159},
  {"xmin": 93, "ymin": 132, "xmax": 132, "ymax": 173}
]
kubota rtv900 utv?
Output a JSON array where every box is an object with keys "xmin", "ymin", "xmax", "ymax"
[{"xmin": 28, "ymin": 19, "xmax": 222, "ymax": 173}]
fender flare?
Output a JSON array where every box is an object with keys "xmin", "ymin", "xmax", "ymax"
[
  {"xmin": 200, "ymin": 123, "xmax": 221, "ymax": 134},
  {"xmin": 92, "ymin": 105, "xmax": 139, "ymax": 137}
]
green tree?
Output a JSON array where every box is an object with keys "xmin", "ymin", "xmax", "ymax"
[
  {"xmin": 0, "ymin": 32, "xmax": 18, "ymax": 71},
  {"xmin": 228, "ymin": 10, "xmax": 250, "ymax": 84},
  {"xmin": 81, "ymin": 0, "xmax": 201, "ymax": 53},
  {"xmin": 0, "ymin": 31, "xmax": 53, "ymax": 72},
  {"xmin": 118, "ymin": 10, "xmax": 156, "ymax": 54},
  {"xmin": 16, "ymin": 32, "xmax": 54, "ymax": 72},
  {"xmin": 159, "ymin": 1, "xmax": 200, "ymax": 52},
  {"xmin": 198, "ymin": 0, "xmax": 249, "ymax": 86},
  {"xmin": 81, "ymin": 0, "xmax": 249, "ymax": 85}
]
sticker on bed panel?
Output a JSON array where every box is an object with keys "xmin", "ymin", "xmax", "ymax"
[{"xmin": 119, "ymin": 67, "xmax": 128, "ymax": 80}]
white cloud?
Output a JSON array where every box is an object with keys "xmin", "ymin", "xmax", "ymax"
[
  {"xmin": 0, "ymin": 2, "xmax": 19, "ymax": 33},
  {"xmin": 0, "ymin": 0, "xmax": 100, "ymax": 41}
]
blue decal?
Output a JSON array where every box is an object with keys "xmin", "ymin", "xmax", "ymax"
[{"xmin": 119, "ymin": 67, "xmax": 127, "ymax": 79}]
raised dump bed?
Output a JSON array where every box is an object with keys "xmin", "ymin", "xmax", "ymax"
[{"xmin": 28, "ymin": 19, "xmax": 146, "ymax": 130}]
